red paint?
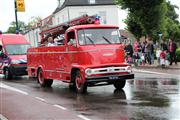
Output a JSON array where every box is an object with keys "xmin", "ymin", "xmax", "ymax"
[
  {"xmin": 27, "ymin": 15, "xmax": 134, "ymax": 89},
  {"xmin": 0, "ymin": 34, "xmax": 30, "ymax": 77}
]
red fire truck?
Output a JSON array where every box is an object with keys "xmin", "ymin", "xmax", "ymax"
[{"xmin": 27, "ymin": 15, "xmax": 134, "ymax": 93}]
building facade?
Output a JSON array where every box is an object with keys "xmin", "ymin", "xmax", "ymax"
[{"xmin": 24, "ymin": 0, "xmax": 127, "ymax": 46}]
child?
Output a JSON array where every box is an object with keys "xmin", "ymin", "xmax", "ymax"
[
  {"xmin": 160, "ymin": 50, "xmax": 165, "ymax": 68},
  {"xmin": 140, "ymin": 53, "xmax": 145, "ymax": 66},
  {"xmin": 165, "ymin": 51, "xmax": 170, "ymax": 67},
  {"xmin": 127, "ymin": 55, "xmax": 133, "ymax": 64},
  {"xmin": 156, "ymin": 48, "xmax": 161, "ymax": 66}
]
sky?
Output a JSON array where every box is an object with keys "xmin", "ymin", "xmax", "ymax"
[{"xmin": 0, "ymin": 0, "xmax": 180, "ymax": 32}]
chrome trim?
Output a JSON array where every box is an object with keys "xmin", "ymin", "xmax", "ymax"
[{"xmin": 85, "ymin": 66, "xmax": 132, "ymax": 76}]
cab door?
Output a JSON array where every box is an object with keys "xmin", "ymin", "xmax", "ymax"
[{"xmin": 64, "ymin": 30, "xmax": 78, "ymax": 74}]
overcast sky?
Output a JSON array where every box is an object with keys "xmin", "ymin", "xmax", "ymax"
[{"xmin": 0, "ymin": 0, "xmax": 180, "ymax": 32}]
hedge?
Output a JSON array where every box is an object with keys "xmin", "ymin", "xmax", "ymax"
[{"xmin": 176, "ymin": 48, "xmax": 180, "ymax": 62}]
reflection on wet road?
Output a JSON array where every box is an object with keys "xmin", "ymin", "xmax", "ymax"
[{"xmin": 1, "ymin": 73, "xmax": 180, "ymax": 120}]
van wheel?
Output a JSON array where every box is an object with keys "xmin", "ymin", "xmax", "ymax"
[
  {"xmin": 37, "ymin": 69, "xmax": 53, "ymax": 87},
  {"xmin": 113, "ymin": 80, "xmax": 126, "ymax": 89},
  {"xmin": 4, "ymin": 68, "xmax": 13, "ymax": 80},
  {"xmin": 74, "ymin": 70, "xmax": 87, "ymax": 93}
]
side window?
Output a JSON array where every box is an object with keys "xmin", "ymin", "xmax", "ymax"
[{"xmin": 67, "ymin": 31, "xmax": 76, "ymax": 45}]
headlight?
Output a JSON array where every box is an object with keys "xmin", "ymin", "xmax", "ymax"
[
  {"xmin": 126, "ymin": 66, "xmax": 132, "ymax": 73},
  {"xmin": 85, "ymin": 68, "xmax": 92, "ymax": 76},
  {"xmin": 11, "ymin": 60, "xmax": 20, "ymax": 64}
]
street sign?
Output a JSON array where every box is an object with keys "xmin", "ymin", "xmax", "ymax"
[{"xmin": 16, "ymin": 0, "xmax": 25, "ymax": 12}]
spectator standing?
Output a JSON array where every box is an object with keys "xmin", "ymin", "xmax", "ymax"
[
  {"xmin": 125, "ymin": 40, "xmax": 133, "ymax": 64},
  {"xmin": 133, "ymin": 40, "xmax": 141, "ymax": 66},
  {"xmin": 160, "ymin": 50, "xmax": 166, "ymax": 68},
  {"xmin": 165, "ymin": 50, "xmax": 170, "ymax": 67},
  {"xmin": 156, "ymin": 48, "xmax": 161, "ymax": 66},
  {"xmin": 168, "ymin": 38, "xmax": 177, "ymax": 65},
  {"xmin": 145, "ymin": 39, "xmax": 152, "ymax": 65},
  {"xmin": 160, "ymin": 40, "xmax": 168, "ymax": 51},
  {"xmin": 150, "ymin": 41, "xmax": 155, "ymax": 64},
  {"xmin": 125, "ymin": 40, "xmax": 133, "ymax": 57}
]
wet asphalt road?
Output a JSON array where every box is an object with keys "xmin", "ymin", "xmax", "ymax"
[{"xmin": 0, "ymin": 71, "xmax": 180, "ymax": 120}]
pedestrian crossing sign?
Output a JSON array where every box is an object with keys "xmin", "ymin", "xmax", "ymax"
[{"xmin": 16, "ymin": 0, "xmax": 25, "ymax": 12}]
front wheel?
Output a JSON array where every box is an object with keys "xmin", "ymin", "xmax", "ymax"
[
  {"xmin": 113, "ymin": 80, "xmax": 126, "ymax": 89},
  {"xmin": 37, "ymin": 69, "xmax": 53, "ymax": 87},
  {"xmin": 4, "ymin": 68, "xmax": 13, "ymax": 80},
  {"xmin": 74, "ymin": 70, "xmax": 87, "ymax": 93}
]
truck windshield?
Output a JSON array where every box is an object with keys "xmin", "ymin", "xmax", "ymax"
[
  {"xmin": 5, "ymin": 44, "xmax": 31, "ymax": 55},
  {"xmin": 78, "ymin": 28, "xmax": 121, "ymax": 45}
]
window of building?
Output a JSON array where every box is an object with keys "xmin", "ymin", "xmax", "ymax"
[
  {"xmin": 79, "ymin": 12, "xmax": 87, "ymax": 16},
  {"xmin": 57, "ymin": 17, "xmax": 60, "ymax": 24},
  {"xmin": 88, "ymin": 0, "xmax": 95, "ymax": 4},
  {"xmin": 99, "ymin": 11, "xmax": 107, "ymax": 24},
  {"xmin": 62, "ymin": 15, "xmax": 65, "ymax": 22}
]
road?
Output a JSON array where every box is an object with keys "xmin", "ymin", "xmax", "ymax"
[{"xmin": 0, "ymin": 70, "xmax": 180, "ymax": 120}]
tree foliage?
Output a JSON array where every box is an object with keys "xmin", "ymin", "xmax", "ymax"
[
  {"xmin": 125, "ymin": 13, "xmax": 144, "ymax": 40},
  {"xmin": 27, "ymin": 16, "xmax": 42, "ymax": 28},
  {"xmin": 6, "ymin": 16, "xmax": 42, "ymax": 34},
  {"xmin": 115, "ymin": 0, "xmax": 167, "ymax": 40},
  {"xmin": 116, "ymin": 0, "xmax": 180, "ymax": 42},
  {"xmin": 165, "ymin": 1, "xmax": 180, "ymax": 42},
  {"xmin": 6, "ymin": 21, "xmax": 27, "ymax": 33}
]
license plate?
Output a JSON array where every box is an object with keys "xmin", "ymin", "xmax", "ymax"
[{"xmin": 109, "ymin": 76, "xmax": 119, "ymax": 80}]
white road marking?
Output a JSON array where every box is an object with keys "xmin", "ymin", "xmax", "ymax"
[
  {"xmin": 0, "ymin": 114, "xmax": 8, "ymax": 120},
  {"xmin": 35, "ymin": 97, "xmax": 46, "ymax": 102},
  {"xmin": 0, "ymin": 83, "xmax": 28, "ymax": 95},
  {"xmin": 78, "ymin": 115, "xmax": 91, "ymax": 120},
  {"xmin": 53, "ymin": 104, "xmax": 67, "ymax": 110}
]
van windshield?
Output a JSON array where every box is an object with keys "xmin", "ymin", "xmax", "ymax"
[
  {"xmin": 5, "ymin": 44, "xmax": 31, "ymax": 55},
  {"xmin": 77, "ymin": 28, "xmax": 121, "ymax": 45}
]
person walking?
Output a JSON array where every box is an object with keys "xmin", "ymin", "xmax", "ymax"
[{"xmin": 168, "ymin": 38, "xmax": 177, "ymax": 65}]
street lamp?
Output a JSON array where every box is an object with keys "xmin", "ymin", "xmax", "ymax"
[{"xmin": 14, "ymin": 0, "xmax": 19, "ymax": 33}]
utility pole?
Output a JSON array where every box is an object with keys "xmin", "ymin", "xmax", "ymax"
[{"xmin": 14, "ymin": 0, "xmax": 19, "ymax": 33}]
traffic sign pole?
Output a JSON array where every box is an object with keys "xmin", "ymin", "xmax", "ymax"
[{"xmin": 14, "ymin": 0, "xmax": 19, "ymax": 33}]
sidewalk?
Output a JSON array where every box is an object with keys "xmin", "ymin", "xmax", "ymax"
[
  {"xmin": 133, "ymin": 62, "xmax": 180, "ymax": 76},
  {"xmin": 135, "ymin": 62, "xmax": 180, "ymax": 69}
]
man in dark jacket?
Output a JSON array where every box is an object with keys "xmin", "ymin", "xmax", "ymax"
[
  {"xmin": 168, "ymin": 38, "xmax": 177, "ymax": 65},
  {"xmin": 125, "ymin": 40, "xmax": 133, "ymax": 57},
  {"xmin": 161, "ymin": 40, "xmax": 168, "ymax": 51}
]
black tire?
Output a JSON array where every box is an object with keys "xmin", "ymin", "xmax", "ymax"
[
  {"xmin": 113, "ymin": 80, "xmax": 126, "ymax": 89},
  {"xmin": 74, "ymin": 70, "xmax": 87, "ymax": 93},
  {"xmin": 37, "ymin": 69, "xmax": 53, "ymax": 87},
  {"xmin": 4, "ymin": 68, "xmax": 13, "ymax": 80}
]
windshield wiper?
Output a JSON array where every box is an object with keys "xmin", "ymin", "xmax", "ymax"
[
  {"xmin": 102, "ymin": 36, "xmax": 112, "ymax": 44},
  {"xmin": 86, "ymin": 36, "xmax": 95, "ymax": 45}
]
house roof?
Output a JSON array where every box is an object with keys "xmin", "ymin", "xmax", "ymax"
[{"xmin": 53, "ymin": 0, "xmax": 116, "ymax": 14}]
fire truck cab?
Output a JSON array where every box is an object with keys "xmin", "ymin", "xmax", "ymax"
[{"xmin": 27, "ymin": 15, "xmax": 134, "ymax": 93}]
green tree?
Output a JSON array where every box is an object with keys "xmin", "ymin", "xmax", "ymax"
[
  {"xmin": 6, "ymin": 21, "xmax": 27, "ymax": 33},
  {"xmin": 124, "ymin": 13, "xmax": 144, "ymax": 40},
  {"xmin": 115, "ymin": 0, "xmax": 167, "ymax": 40},
  {"xmin": 27, "ymin": 16, "xmax": 42, "ymax": 28},
  {"xmin": 165, "ymin": 1, "xmax": 180, "ymax": 42}
]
